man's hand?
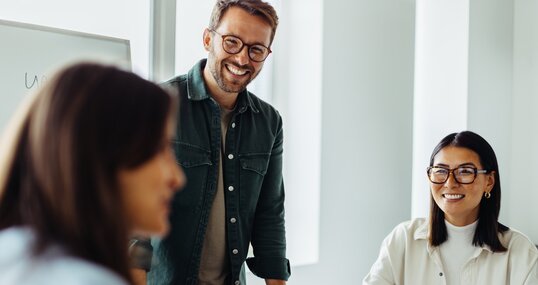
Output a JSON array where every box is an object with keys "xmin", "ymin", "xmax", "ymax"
[
  {"xmin": 265, "ymin": 279, "xmax": 286, "ymax": 285},
  {"xmin": 131, "ymin": 268, "xmax": 147, "ymax": 285}
]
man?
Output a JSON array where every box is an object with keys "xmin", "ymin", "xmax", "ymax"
[{"xmin": 132, "ymin": 1, "xmax": 290, "ymax": 284}]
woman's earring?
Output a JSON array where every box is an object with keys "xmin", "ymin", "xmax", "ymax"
[{"xmin": 484, "ymin": 192, "xmax": 491, "ymax": 199}]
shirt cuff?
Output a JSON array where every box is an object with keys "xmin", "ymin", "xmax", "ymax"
[
  {"xmin": 128, "ymin": 237, "xmax": 153, "ymax": 271},
  {"xmin": 246, "ymin": 257, "xmax": 291, "ymax": 281}
]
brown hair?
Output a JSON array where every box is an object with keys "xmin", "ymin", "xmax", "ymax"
[
  {"xmin": 208, "ymin": 0, "xmax": 279, "ymax": 44},
  {"xmin": 0, "ymin": 63, "xmax": 176, "ymax": 283},
  {"xmin": 428, "ymin": 131, "xmax": 508, "ymax": 252}
]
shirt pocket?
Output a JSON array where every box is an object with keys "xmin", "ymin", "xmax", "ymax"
[
  {"xmin": 238, "ymin": 153, "xmax": 270, "ymax": 214},
  {"xmin": 173, "ymin": 141, "xmax": 212, "ymax": 214}
]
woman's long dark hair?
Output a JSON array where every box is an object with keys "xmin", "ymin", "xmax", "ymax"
[
  {"xmin": 428, "ymin": 131, "xmax": 508, "ymax": 252},
  {"xmin": 0, "ymin": 63, "xmax": 175, "ymax": 283}
]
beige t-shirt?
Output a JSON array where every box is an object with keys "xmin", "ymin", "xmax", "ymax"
[{"xmin": 198, "ymin": 107, "xmax": 234, "ymax": 285}]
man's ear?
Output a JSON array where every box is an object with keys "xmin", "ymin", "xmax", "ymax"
[{"xmin": 203, "ymin": 28, "xmax": 212, "ymax": 51}]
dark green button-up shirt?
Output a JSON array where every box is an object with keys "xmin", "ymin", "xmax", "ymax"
[{"xmin": 148, "ymin": 59, "xmax": 290, "ymax": 285}]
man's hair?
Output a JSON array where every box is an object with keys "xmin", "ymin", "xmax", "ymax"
[
  {"xmin": 428, "ymin": 131, "xmax": 508, "ymax": 252},
  {"xmin": 0, "ymin": 62, "xmax": 176, "ymax": 283},
  {"xmin": 208, "ymin": 0, "xmax": 279, "ymax": 45}
]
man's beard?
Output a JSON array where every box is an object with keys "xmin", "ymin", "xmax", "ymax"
[{"xmin": 208, "ymin": 51, "xmax": 260, "ymax": 93}]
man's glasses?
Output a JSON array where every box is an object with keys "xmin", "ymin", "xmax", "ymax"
[
  {"xmin": 426, "ymin": 166, "xmax": 489, "ymax": 184},
  {"xmin": 211, "ymin": 29, "xmax": 272, "ymax": 62}
]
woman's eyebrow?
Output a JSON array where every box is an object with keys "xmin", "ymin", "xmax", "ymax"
[
  {"xmin": 458, "ymin": 162, "xmax": 477, "ymax": 167},
  {"xmin": 433, "ymin": 162, "xmax": 476, "ymax": 167}
]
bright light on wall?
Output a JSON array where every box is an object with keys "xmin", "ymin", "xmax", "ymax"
[{"xmin": 0, "ymin": 0, "xmax": 151, "ymax": 78}]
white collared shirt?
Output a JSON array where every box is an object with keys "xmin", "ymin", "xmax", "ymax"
[
  {"xmin": 363, "ymin": 218, "xmax": 538, "ymax": 285},
  {"xmin": 0, "ymin": 227, "xmax": 128, "ymax": 285}
]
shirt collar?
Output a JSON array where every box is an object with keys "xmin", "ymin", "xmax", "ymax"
[
  {"xmin": 414, "ymin": 218, "xmax": 493, "ymax": 254},
  {"xmin": 186, "ymin": 59, "xmax": 259, "ymax": 114}
]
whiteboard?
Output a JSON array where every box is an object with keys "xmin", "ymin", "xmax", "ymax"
[{"xmin": 0, "ymin": 19, "xmax": 131, "ymax": 133}]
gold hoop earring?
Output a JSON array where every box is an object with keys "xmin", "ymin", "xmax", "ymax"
[{"xmin": 484, "ymin": 192, "xmax": 491, "ymax": 199}]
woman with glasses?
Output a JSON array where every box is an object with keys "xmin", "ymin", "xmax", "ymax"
[
  {"xmin": 363, "ymin": 131, "xmax": 538, "ymax": 285},
  {"xmin": 0, "ymin": 63, "xmax": 185, "ymax": 285}
]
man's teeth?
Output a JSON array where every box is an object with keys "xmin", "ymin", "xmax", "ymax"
[
  {"xmin": 227, "ymin": 64, "xmax": 247, "ymax": 76},
  {"xmin": 443, "ymin": 194, "xmax": 464, "ymax": 199}
]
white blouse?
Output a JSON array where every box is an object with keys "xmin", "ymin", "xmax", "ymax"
[
  {"xmin": 439, "ymin": 219, "xmax": 477, "ymax": 285},
  {"xmin": 0, "ymin": 227, "xmax": 128, "ymax": 285},
  {"xmin": 363, "ymin": 218, "xmax": 538, "ymax": 285}
]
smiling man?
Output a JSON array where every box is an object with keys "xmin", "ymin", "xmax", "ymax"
[{"xmin": 132, "ymin": 1, "xmax": 290, "ymax": 285}]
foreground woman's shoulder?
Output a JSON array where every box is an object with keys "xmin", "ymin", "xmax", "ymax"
[
  {"xmin": 0, "ymin": 227, "xmax": 128, "ymax": 285},
  {"xmin": 44, "ymin": 256, "xmax": 129, "ymax": 285}
]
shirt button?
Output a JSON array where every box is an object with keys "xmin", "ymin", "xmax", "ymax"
[
  {"xmin": 234, "ymin": 281, "xmax": 240, "ymax": 285},
  {"xmin": 230, "ymin": 217, "xmax": 237, "ymax": 223},
  {"xmin": 231, "ymin": 122, "xmax": 236, "ymax": 128},
  {"xmin": 228, "ymin": 154, "xmax": 234, "ymax": 160},
  {"xmin": 232, "ymin": 249, "xmax": 239, "ymax": 255},
  {"xmin": 228, "ymin": 186, "xmax": 234, "ymax": 191}
]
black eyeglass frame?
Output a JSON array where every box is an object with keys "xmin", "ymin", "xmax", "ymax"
[
  {"xmin": 426, "ymin": 166, "xmax": 490, "ymax": 184},
  {"xmin": 210, "ymin": 29, "xmax": 272, "ymax": 62}
]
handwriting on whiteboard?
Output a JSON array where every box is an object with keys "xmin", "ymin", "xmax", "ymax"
[{"xmin": 25, "ymin": 72, "xmax": 48, "ymax": 90}]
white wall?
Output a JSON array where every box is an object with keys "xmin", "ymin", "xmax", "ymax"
[
  {"xmin": 412, "ymin": 0, "xmax": 470, "ymax": 218},
  {"xmin": 271, "ymin": 0, "xmax": 322, "ymax": 267},
  {"xmin": 175, "ymin": 0, "xmax": 214, "ymax": 75},
  {"xmin": 467, "ymin": 0, "xmax": 514, "ymax": 228},
  {"xmin": 280, "ymin": 0, "xmax": 415, "ymax": 284},
  {"xmin": 508, "ymin": 0, "xmax": 538, "ymax": 243}
]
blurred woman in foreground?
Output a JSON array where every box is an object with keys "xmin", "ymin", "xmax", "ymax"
[{"xmin": 0, "ymin": 63, "xmax": 185, "ymax": 285}]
